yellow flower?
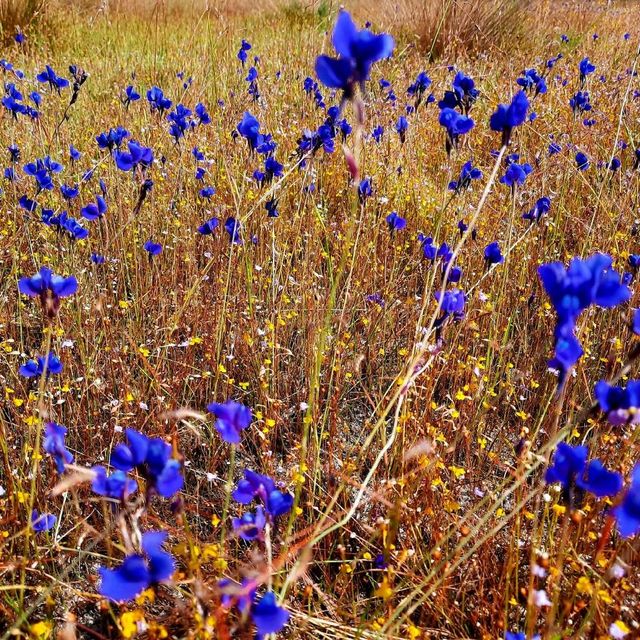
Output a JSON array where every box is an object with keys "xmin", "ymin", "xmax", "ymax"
[
  {"xmin": 120, "ymin": 610, "xmax": 145, "ymax": 638},
  {"xmin": 29, "ymin": 621, "xmax": 52, "ymax": 639},
  {"xmin": 576, "ymin": 576, "xmax": 592, "ymax": 595},
  {"xmin": 374, "ymin": 578, "xmax": 393, "ymax": 600}
]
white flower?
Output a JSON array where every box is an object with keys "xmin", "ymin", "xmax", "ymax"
[
  {"xmin": 609, "ymin": 621, "xmax": 629, "ymax": 639},
  {"xmin": 533, "ymin": 589, "xmax": 551, "ymax": 607}
]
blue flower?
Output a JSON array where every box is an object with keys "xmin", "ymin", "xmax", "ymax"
[
  {"xmin": 237, "ymin": 112, "xmax": 266, "ymax": 152},
  {"xmin": 358, "ymin": 177, "xmax": 372, "ymax": 203},
  {"xmin": 579, "ymin": 57, "xmax": 596, "ymax": 84},
  {"xmin": 489, "ymin": 90, "xmax": 529, "ymax": 145},
  {"xmin": 115, "ymin": 140, "xmax": 154, "ymax": 172},
  {"xmin": 110, "ymin": 429, "xmax": 183, "ymax": 498},
  {"xmin": 199, "ymin": 186, "xmax": 216, "ymax": 199},
  {"xmin": 19, "ymin": 266, "xmax": 78, "ymax": 302},
  {"xmin": 407, "ymin": 71, "xmax": 431, "ymax": 109},
  {"xmin": 434, "ymin": 289, "xmax": 465, "ymax": 335},
  {"xmin": 81, "ymin": 195, "xmax": 108, "ymax": 221},
  {"xmin": 198, "ymin": 217, "xmax": 219, "ymax": 235},
  {"xmin": 386, "ymin": 211, "xmax": 406, "ymax": 233},
  {"xmin": 500, "ymin": 162, "xmax": 532, "ymax": 188},
  {"xmin": 546, "ymin": 53, "xmax": 562, "ymax": 69},
  {"xmin": 167, "ymin": 103, "xmax": 193, "ymax": 141},
  {"xmin": 522, "ymin": 196, "xmax": 551, "ymax": 223},
  {"xmin": 575, "ymin": 151, "xmax": 589, "ymax": 171},
  {"xmin": 23, "ymin": 156, "xmax": 63, "ymax": 192},
  {"xmin": 98, "ymin": 531, "xmax": 175, "ymax": 602},
  {"xmin": 19, "ymin": 353, "xmax": 63, "ymax": 378},
  {"xmin": 448, "ymin": 160, "xmax": 482, "ymax": 193},
  {"xmin": 19, "ymin": 195, "xmax": 37, "ymax": 211},
  {"xmin": 144, "ymin": 240, "xmax": 162, "ymax": 256},
  {"xmin": 435, "ymin": 288, "xmax": 464, "ymax": 315},
  {"xmin": 484, "ymin": 241, "xmax": 504, "ymax": 266},
  {"xmin": 232, "ymin": 469, "xmax": 294, "ymax": 518},
  {"xmin": 123, "ymin": 85, "xmax": 140, "ymax": 107},
  {"xmin": 633, "ymin": 309, "xmax": 640, "ymax": 335},
  {"xmin": 43, "ymin": 422, "xmax": 73, "ymax": 473},
  {"xmin": 146, "ymin": 86, "xmax": 172, "ymax": 114},
  {"xmin": 91, "ymin": 466, "xmax": 138, "ymax": 500},
  {"xmin": 31, "ymin": 510, "xmax": 56, "ymax": 532},
  {"xmin": 195, "ymin": 102, "xmax": 211, "ymax": 125},
  {"xmin": 570, "ymin": 91, "xmax": 591, "ymax": 114},
  {"xmin": 252, "ymin": 591, "xmax": 290, "ymax": 638},
  {"xmin": 395, "ymin": 116, "xmax": 408, "ymax": 143},
  {"xmin": 237, "ymin": 39, "xmax": 252, "ymax": 66},
  {"xmin": 69, "ymin": 144, "xmax": 81, "ymax": 162},
  {"xmin": 265, "ymin": 198, "xmax": 279, "ymax": 218},
  {"xmin": 546, "ymin": 442, "xmax": 587, "ymax": 487},
  {"xmin": 577, "ymin": 459, "xmax": 623, "ymax": 498},
  {"xmin": 372, "ymin": 125, "xmax": 384, "ymax": 143},
  {"xmin": 517, "ymin": 68, "xmax": 547, "ymax": 97},
  {"xmin": 207, "ymin": 400, "xmax": 252, "ymax": 444},
  {"xmin": 36, "ymin": 65, "xmax": 69, "ymax": 93},
  {"xmin": 438, "ymin": 108, "xmax": 474, "ymax": 154},
  {"xmin": 548, "ymin": 141, "xmax": 561, "ymax": 155},
  {"xmin": 225, "ymin": 216, "xmax": 242, "ymax": 244},
  {"xmin": 438, "ymin": 71, "xmax": 479, "ymax": 114},
  {"xmin": 96, "ymin": 126, "xmax": 129, "ymax": 151},
  {"xmin": 613, "ymin": 465, "xmax": 640, "ymax": 538},
  {"xmin": 315, "ymin": 10, "xmax": 394, "ymax": 97},
  {"xmin": 232, "ymin": 506, "xmax": 266, "ymax": 541},
  {"xmin": 539, "ymin": 253, "xmax": 630, "ymax": 383},
  {"xmin": 595, "ymin": 380, "xmax": 640, "ymax": 425}
]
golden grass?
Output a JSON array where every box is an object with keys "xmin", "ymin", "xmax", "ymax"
[{"xmin": 0, "ymin": 1, "xmax": 639, "ymax": 638}]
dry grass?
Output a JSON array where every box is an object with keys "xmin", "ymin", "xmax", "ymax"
[
  {"xmin": 0, "ymin": 0, "xmax": 48, "ymax": 44},
  {"xmin": 0, "ymin": 1, "xmax": 639, "ymax": 639}
]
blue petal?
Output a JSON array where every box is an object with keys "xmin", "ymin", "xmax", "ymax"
[
  {"xmin": 98, "ymin": 556, "xmax": 150, "ymax": 602},
  {"xmin": 332, "ymin": 10, "xmax": 358, "ymax": 57},
  {"xmin": 315, "ymin": 55, "xmax": 352, "ymax": 90}
]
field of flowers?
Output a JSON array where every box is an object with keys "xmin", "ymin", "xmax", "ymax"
[{"xmin": 1, "ymin": 1, "xmax": 640, "ymax": 638}]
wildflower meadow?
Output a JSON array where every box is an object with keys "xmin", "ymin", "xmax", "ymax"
[{"xmin": 1, "ymin": 0, "xmax": 640, "ymax": 638}]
